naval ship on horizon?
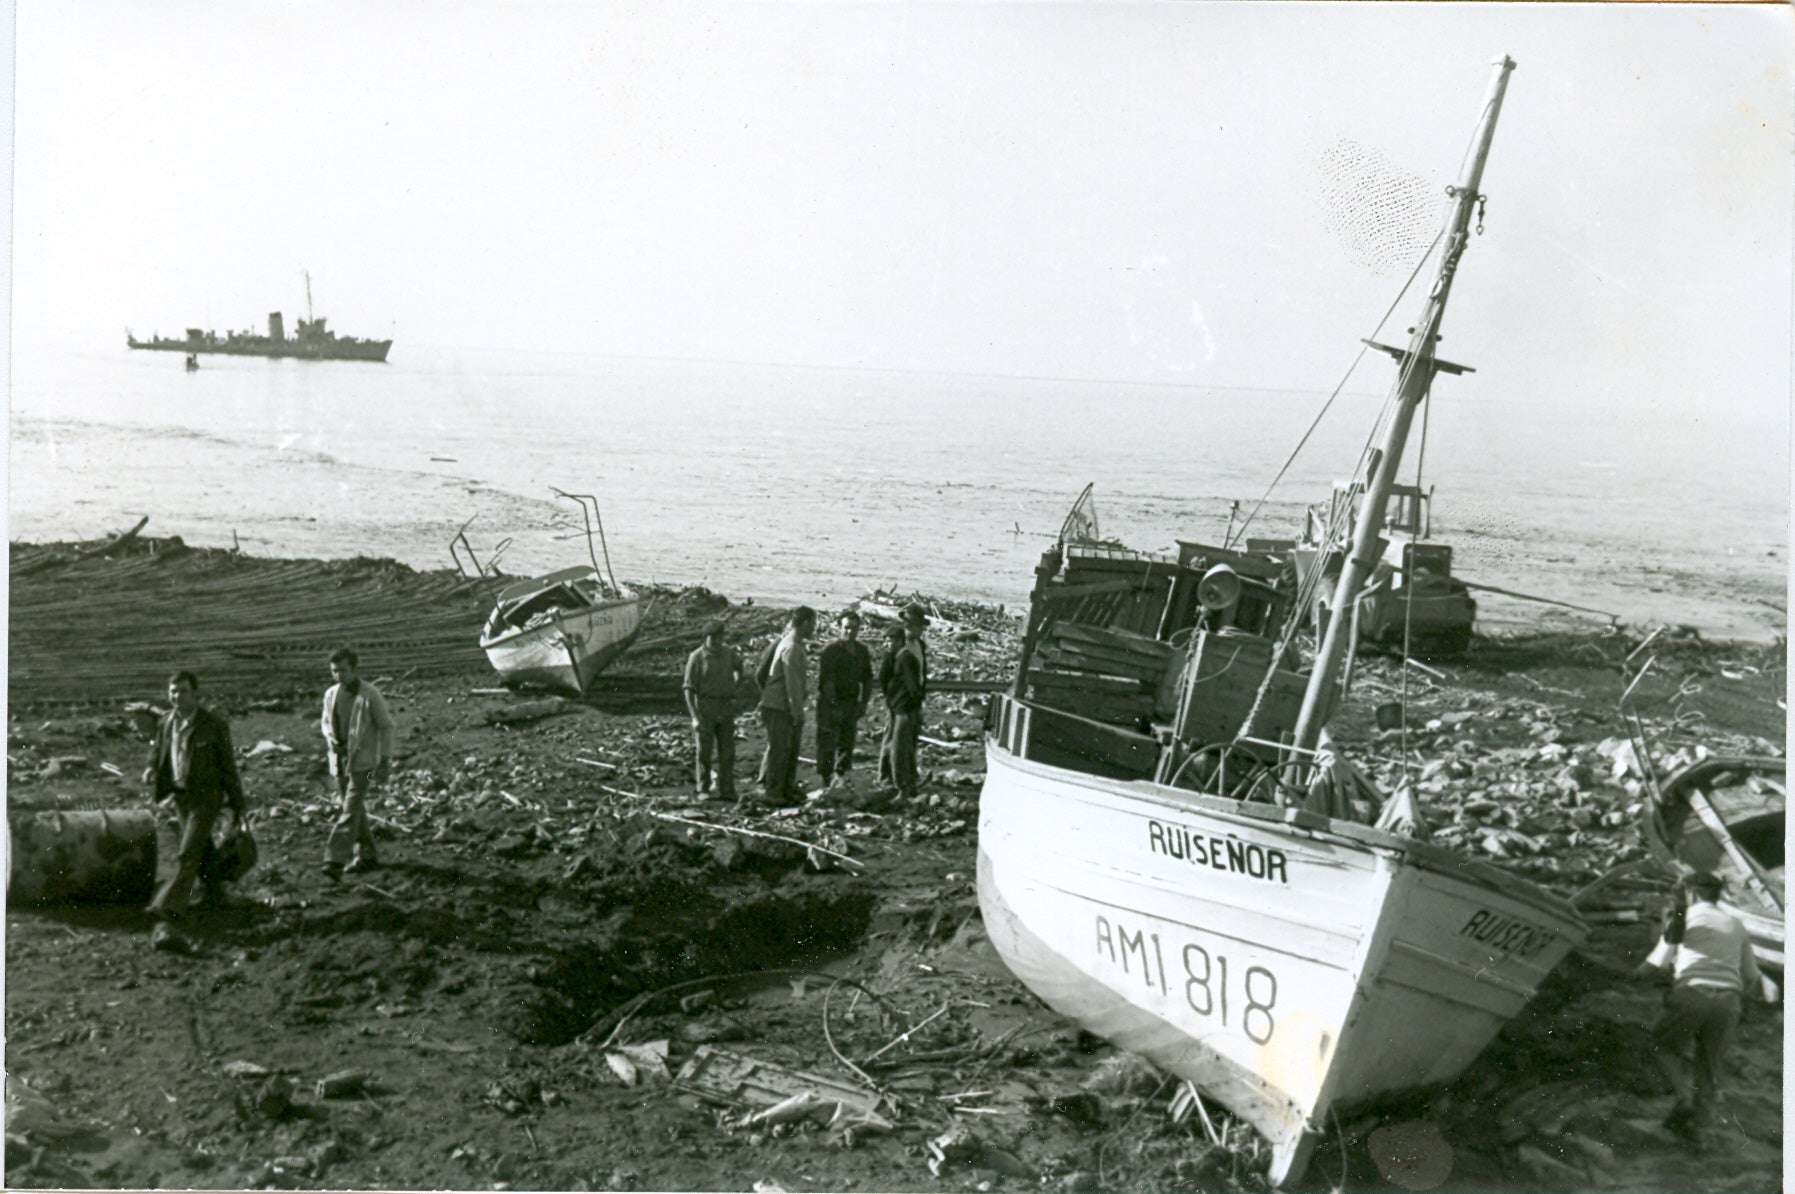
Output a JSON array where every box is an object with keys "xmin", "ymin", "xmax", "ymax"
[{"xmin": 127, "ymin": 274, "xmax": 392, "ymax": 363}]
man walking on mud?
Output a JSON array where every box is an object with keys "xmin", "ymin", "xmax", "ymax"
[
  {"xmin": 815, "ymin": 610, "xmax": 875, "ymax": 791},
  {"xmin": 684, "ymin": 620, "xmax": 742, "ymax": 801},
  {"xmin": 880, "ymin": 603, "xmax": 929, "ymax": 801},
  {"xmin": 1640, "ymin": 871, "xmax": 1779, "ymax": 1148},
  {"xmin": 755, "ymin": 606, "xmax": 815, "ymax": 807},
  {"xmin": 144, "ymin": 670, "xmax": 249, "ymax": 946},
  {"xmin": 320, "ymin": 648, "xmax": 395, "ymax": 878}
]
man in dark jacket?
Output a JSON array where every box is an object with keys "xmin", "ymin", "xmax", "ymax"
[
  {"xmin": 876, "ymin": 623, "xmax": 906, "ymax": 788},
  {"xmin": 143, "ymin": 670, "xmax": 247, "ymax": 937},
  {"xmin": 815, "ymin": 610, "xmax": 875, "ymax": 791},
  {"xmin": 881, "ymin": 603, "xmax": 929, "ymax": 800}
]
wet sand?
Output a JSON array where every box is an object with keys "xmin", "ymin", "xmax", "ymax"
[{"xmin": 6, "ymin": 537, "xmax": 1785, "ymax": 1192}]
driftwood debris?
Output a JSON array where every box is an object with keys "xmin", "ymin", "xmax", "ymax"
[
  {"xmin": 73, "ymin": 516, "xmax": 151, "ymax": 561},
  {"xmin": 637, "ymin": 808, "xmax": 864, "ymax": 870},
  {"xmin": 483, "ymin": 699, "xmax": 575, "ymax": 726}
]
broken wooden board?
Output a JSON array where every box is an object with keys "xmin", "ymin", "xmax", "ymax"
[
  {"xmin": 675, "ymin": 1044, "xmax": 887, "ymax": 1119},
  {"xmin": 1008, "ymin": 699, "xmax": 1161, "ymax": 780},
  {"xmin": 1034, "ymin": 644, "xmax": 1167, "ymax": 686},
  {"xmin": 483, "ymin": 698, "xmax": 576, "ymax": 726},
  {"xmin": 1048, "ymin": 621, "xmax": 1175, "ymax": 659}
]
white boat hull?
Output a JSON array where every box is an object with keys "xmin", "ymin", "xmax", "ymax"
[
  {"xmin": 977, "ymin": 739, "xmax": 1585, "ymax": 1186},
  {"xmin": 482, "ymin": 595, "xmax": 643, "ymax": 694}
]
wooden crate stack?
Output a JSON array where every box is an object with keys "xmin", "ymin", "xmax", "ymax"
[
  {"xmin": 1026, "ymin": 621, "xmax": 1176, "ymax": 728},
  {"xmin": 1171, "ymin": 630, "xmax": 1307, "ymax": 762},
  {"xmin": 1055, "ymin": 546, "xmax": 1188, "ymax": 638}
]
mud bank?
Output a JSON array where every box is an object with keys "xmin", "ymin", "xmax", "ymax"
[{"xmin": 6, "ymin": 538, "xmax": 1785, "ymax": 1192}]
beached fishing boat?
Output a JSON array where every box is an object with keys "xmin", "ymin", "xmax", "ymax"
[
  {"xmin": 452, "ymin": 490, "xmax": 643, "ymax": 695},
  {"xmin": 1644, "ymin": 754, "xmax": 1785, "ymax": 970},
  {"xmin": 977, "ymin": 57, "xmax": 1587, "ymax": 1187}
]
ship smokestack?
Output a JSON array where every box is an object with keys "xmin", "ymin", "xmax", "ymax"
[{"xmin": 268, "ymin": 312, "xmax": 285, "ymax": 341}]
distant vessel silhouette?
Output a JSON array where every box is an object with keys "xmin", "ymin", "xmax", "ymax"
[{"xmin": 128, "ymin": 274, "xmax": 391, "ymax": 362}]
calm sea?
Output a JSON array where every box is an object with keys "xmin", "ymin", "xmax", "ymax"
[{"xmin": 9, "ymin": 332, "xmax": 1788, "ymax": 639}]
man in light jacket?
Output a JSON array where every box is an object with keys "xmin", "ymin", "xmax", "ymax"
[
  {"xmin": 684, "ymin": 620, "xmax": 743, "ymax": 800},
  {"xmin": 320, "ymin": 647, "xmax": 395, "ymax": 877},
  {"xmin": 1640, "ymin": 871, "xmax": 1779, "ymax": 1147},
  {"xmin": 755, "ymin": 606, "xmax": 815, "ymax": 808}
]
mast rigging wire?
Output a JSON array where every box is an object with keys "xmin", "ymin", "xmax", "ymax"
[
  {"xmin": 1226, "ymin": 230, "xmax": 1452, "ymax": 781},
  {"xmin": 1224, "ymin": 225, "xmax": 1445, "ymax": 551}
]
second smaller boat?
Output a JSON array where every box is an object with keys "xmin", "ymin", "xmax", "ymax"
[
  {"xmin": 452, "ymin": 489, "xmax": 644, "ymax": 695},
  {"xmin": 1645, "ymin": 754, "xmax": 1785, "ymax": 971}
]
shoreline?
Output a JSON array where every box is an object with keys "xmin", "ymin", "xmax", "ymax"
[
  {"xmin": 7, "ymin": 435, "xmax": 1787, "ymax": 641},
  {"xmin": 7, "ymin": 532, "xmax": 1785, "ymax": 684}
]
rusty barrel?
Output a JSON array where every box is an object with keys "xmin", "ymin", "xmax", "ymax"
[{"xmin": 8, "ymin": 808, "xmax": 158, "ymax": 904}]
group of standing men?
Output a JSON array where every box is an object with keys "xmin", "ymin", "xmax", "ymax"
[{"xmin": 683, "ymin": 602, "xmax": 929, "ymax": 808}]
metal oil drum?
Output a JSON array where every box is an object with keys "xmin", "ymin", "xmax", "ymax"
[{"xmin": 7, "ymin": 807, "xmax": 158, "ymax": 905}]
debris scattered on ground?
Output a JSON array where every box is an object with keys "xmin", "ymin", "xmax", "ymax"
[{"xmin": 5, "ymin": 538, "xmax": 1783, "ymax": 1192}]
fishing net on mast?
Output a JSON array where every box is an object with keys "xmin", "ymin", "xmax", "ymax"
[{"xmin": 1314, "ymin": 137, "xmax": 1443, "ymax": 277}]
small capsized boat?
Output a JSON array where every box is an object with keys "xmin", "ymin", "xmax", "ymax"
[
  {"xmin": 1644, "ymin": 754, "xmax": 1785, "ymax": 970},
  {"xmin": 451, "ymin": 489, "xmax": 643, "ymax": 695}
]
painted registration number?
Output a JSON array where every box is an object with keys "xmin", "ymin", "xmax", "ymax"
[{"xmin": 1094, "ymin": 914, "xmax": 1280, "ymax": 1044}]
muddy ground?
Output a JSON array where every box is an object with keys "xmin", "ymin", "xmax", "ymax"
[{"xmin": 5, "ymin": 537, "xmax": 1786, "ymax": 1193}]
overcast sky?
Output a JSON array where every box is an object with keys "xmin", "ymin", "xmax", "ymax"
[{"xmin": 11, "ymin": 2, "xmax": 1791, "ymax": 416}]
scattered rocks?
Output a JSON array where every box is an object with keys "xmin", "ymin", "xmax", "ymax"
[
  {"xmin": 484, "ymin": 1076, "xmax": 542, "ymax": 1114},
  {"xmin": 314, "ymin": 1069, "xmax": 370, "ymax": 1099},
  {"xmin": 1512, "ymin": 1141, "xmax": 1592, "ymax": 1191},
  {"xmin": 484, "ymin": 699, "xmax": 577, "ymax": 727},
  {"xmin": 249, "ymin": 1076, "xmax": 295, "ymax": 1121},
  {"xmin": 6, "ymin": 555, "xmax": 1782, "ymax": 1194},
  {"xmin": 38, "ymin": 756, "xmax": 89, "ymax": 779}
]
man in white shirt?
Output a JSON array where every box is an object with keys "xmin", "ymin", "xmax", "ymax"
[
  {"xmin": 755, "ymin": 607, "xmax": 815, "ymax": 808},
  {"xmin": 320, "ymin": 648, "xmax": 395, "ymax": 877},
  {"xmin": 1640, "ymin": 872, "xmax": 1777, "ymax": 1147}
]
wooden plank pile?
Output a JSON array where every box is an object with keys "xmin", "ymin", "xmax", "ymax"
[
  {"xmin": 1172, "ymin": 631, "xmax": 1307, "ymax": 762},
  {"xmin": 1015, "ymin": 700, "xmax": 1161, "ymax": 780},
  {"xmin": 1026, "ymin": 621, "xmax": 1177, "ymax": 728},
  {"xmin": 1054, "ymin": 547, "xmax": 1189, "ymax": 638}
]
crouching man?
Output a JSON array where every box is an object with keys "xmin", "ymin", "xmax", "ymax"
[{"xmin": 1640, "ymin": 871, "xmax": 1779, "ymax": 1148}]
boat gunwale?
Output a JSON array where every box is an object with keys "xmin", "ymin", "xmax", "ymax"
[
  {"xmin": 490, "ymin": 564, "xmax": 626, "ymax": 605},
  {"xmin": 983, "ymin": 734, "xmax": 1587, "ymax": 933},
  {"xmin": 1646, "ymin": 753, "xmax": 1787, "ymax": 937},
  {"xmin": 1653, "ymin": 754, "xmax": 1786, "ymax": 820},
  {"xmin": 480, "ymin": 591, "xmax": 643, "ymax": 651}
]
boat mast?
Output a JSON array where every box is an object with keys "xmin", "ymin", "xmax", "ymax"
[{"xmin": 1291, "ymin": 55, "xmax": 1516, "ymax": 754}]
